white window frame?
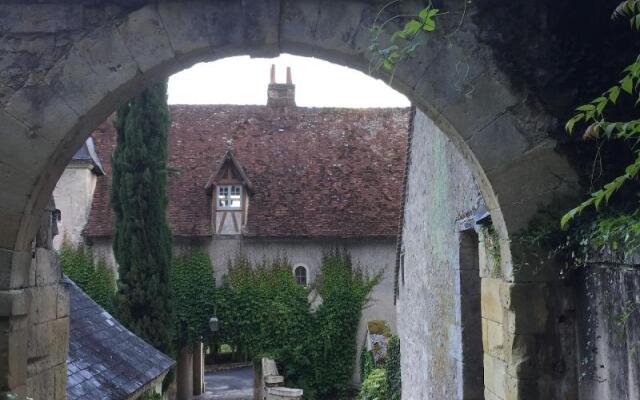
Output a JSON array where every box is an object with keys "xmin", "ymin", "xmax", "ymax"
[
  {"xmin": 293, "ymin": 264, "xmax": 309, "ymax": 286},
  {"xmin": 217, "ymin": 184, "xmax": 243, "ymax": 210}
]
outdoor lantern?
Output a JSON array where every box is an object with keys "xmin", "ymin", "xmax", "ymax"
[{"xmin": 209, "ymin": 316, "xmax": 219, "ymax": 332}]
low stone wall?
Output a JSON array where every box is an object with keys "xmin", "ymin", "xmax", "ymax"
[
  {"xmin": 258, "ymin": 358, "xmax": 302, "ymax": 400},
  {"xmin": 575, "ymin": 254, "xmax": 640, "ymax": 400}
]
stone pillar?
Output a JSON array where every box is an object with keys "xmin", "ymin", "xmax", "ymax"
[
  {"xmin": 177, "ymin": 346, "xmax": 194, "ymax": 400},
  {"xmin": 0, "ymin": 199, "xmax": 69, "ymax": 400},
  {"xmin": 192, "ymin": 341, "xmax": 204, "ymax": 396}
]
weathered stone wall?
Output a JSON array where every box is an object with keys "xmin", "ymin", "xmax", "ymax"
[
  {"xmin": 397, "ymin": 110, "xmax": 484, "ymax": 399},
  {"xmin": 575, "ymin": 256, "xmax": 640, "ymax": 400},
  {"xmin": 4, "ymin": 200, "xmax": 70, "ymax": 399},
  {"xmin": 51, "ymin": 164, "xmax": 97, "ymax": 250},
  {"xmin": 0, "ymin": 1, "xmax": 596, "ymax": 397}
]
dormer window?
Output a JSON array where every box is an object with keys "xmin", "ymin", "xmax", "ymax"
[{"xmin": 218, "ymin": 185, "xmax": 242, "ymax": 210}]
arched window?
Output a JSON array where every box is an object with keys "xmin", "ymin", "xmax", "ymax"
[{"xmin": 294, "ymin": 265, "xmax": 308, "ymax": 285}]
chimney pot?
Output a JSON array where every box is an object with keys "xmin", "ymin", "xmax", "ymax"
[
  {"xmin": 270, "ymin": 64, "xmax": 276, "ymax": 84},
  {"xmin": 286, "ymin": 67, "xmax": 292, "ymax": 85}
]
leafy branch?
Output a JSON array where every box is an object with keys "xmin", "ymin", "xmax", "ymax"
[
  {"xmin": 561, "ymin": 1, "xmax": 640, "ymax": 228},
  {"xmin": 369, "ymin": 1, "xmax": 440, "ymax": 77}
]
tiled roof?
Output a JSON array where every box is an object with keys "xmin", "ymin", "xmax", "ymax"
[
  {"xmin": 84, "ymin": 105, "xmax": 409, "ymax": 238},
  {"xmin": 66, "ymin": 277, "xmax": 174, "ymax": 400}
]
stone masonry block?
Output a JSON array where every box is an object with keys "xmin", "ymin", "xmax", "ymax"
[
  {"xmin": 27, "ymin": 321, "xmax": 52, "ymax": 362},
  {"xmin": 0, "ymin": 249, "xmax": 32, "ymax": 291},
  {"xmin": 56, "ymin": 284, "xmax": 69, "ymax": 319},
  {"xmin": 483, "ymin": 318, "xmax": 505, "ymax": 361},
  {"xmin": 158, "ymin": 0, "xmax": 279, "ymax": 60},
  {"xmin": 0, "ymin": 320, "xmax": 28, "ymax": 389},
  {"xmin": 35, "ymin": 248, "xmax": 60, "ymax": 287},
  {"xmin": 25, "ymin": 365, "xmax": 54, "ymax": 400},
  {"xmin": 481, "ymin": 278, "xmax": 503, "ymax": 324},
  {"xmin": 53, "ymin": 362, "xmax": 66, "ymax": 400},
  {"xmin": 27, "ymin": 285, "xmax": 58, "ymax": 324},
  {"xmin": 49, "ymin": 317, "xmax": 69, "ymax": 369},
  {"xmin": 0, "ymin": 290, "xmax": 28, "ymax": 318},
  {"xmin": 116, "ymin": 6, "xmax": 175, "ymax": 74},
  {"xmin": 501, "ymin": 283, "xmax": 548, "ymax": 334},
  {"xmin": 504, "ymin": 333, "xmax": 537, "ymax": 379},
  {"xmin": 0, "ymin": 5, "xmax": 83, "ymax": 34},
  {"xmin": 484, "ymin": 353, "xmax": 507, "ymax": 398}
]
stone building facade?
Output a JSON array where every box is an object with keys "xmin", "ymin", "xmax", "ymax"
[{"xmin": 54, "ymin": 71, "xmax": 408, "ymax": 383}]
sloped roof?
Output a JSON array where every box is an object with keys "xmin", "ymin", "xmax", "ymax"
[
  {"xmin": 84, "ymin": 105, "xmax": 409, "ymax": 238},
  {"xmin": 66, "ymin": 277, "xmax": 174, "ymax": 400},
  {"xmin": 71, "ymin": 137, "xmax": 105, "ymax": 175}
]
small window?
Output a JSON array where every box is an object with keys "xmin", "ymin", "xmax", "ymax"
[
  {"xmin": 218, "ymin": 185, "xmax": 242, "ymax": 210},
  {"xmin": 294, "ymin": 265, "xmax": 307, "ymax": 285}
]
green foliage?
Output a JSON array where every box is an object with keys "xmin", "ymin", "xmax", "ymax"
[
  {"xmin": 368, "ymin": 320, "xmax": 392, "ymax": 337},
  {"xmin": 59, "ymin": 241, "xmax": 116, "ymax": 313},
  {"xmin": 563, "ymin": 1, "xmax": 640, "ymax": 227},
  {"xmin": 358, "ymin": 368, "xmax": 388, "ymax": 400},
  {"xmin": 480, "ymin": 225, "xmax": 501, "ymax": 276},
  {"xmin": 386, "ymin": 336, "xmax": 402, "ymax": 400},
  {"xmin": 111, "ymin": 81, "xmax": 174, "ymax": 355},
  {"xmin": 139, "ymin": 391, "xmax": 162, "ymax": 400},
  {"xmin": 369, "ymin": 1, "xmax": 440, "ymax": 76},
  {"xmin": 216, "ymin": 250, "xmax": 378, "ymax": 399},
  {"xmin": 360, "ymin": 348, "xmax": 375, "ymax": 382},
  {"xmin": 170, "ymin": 249, "xmax": 216, "ymax": 348}
]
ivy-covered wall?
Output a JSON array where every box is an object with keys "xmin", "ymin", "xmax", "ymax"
[{"xmin": 88, "ymin": 235, "xmax": 397, "ymax": 384}]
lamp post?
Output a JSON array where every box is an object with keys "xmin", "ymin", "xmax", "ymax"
[{"xmin": 209, "ymin": 316, "xmax": 219, "ymax": 333}]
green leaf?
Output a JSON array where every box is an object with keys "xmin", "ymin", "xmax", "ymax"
[
  {"xmin": 423, "ymin": 18, "xmax": 436, "ymax": 32},
  {"xmin": 609, "ymin": 86, "xmax": 621, "ymax": 103},
  {"xmin": 565, "ymin": 114, "xmax": 584, "ymax": 133},
  {"xmin": 404, "ymin": 20, "xmax": 422, "ymax": 36},
  {"xmin": 576, "ymin": 104, "xmax": 596, "ymax": 112},
  {"xmin": 622, "ymin": 75, "xmax": 634, "ymax": 94}
]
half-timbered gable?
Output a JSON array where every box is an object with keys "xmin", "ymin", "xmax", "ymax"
[{"xmin": 205, "ymin": 151, "xmax": 253, "ymax": 235}]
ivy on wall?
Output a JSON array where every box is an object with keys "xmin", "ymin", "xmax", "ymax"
[
  {"xmin": 358, "ymin": 335, "xmax": 401, "ymax": 400},
  {"xmin": 215, "ymin": 250, "xmax": 379, "ymax": 400},
  {"xmin": 59, "ymin": 241, "xmax": 116, "ymax": 313},
  {"xmin": 170, "ymin": 249, "xmax": 216, "ymax": 349}
]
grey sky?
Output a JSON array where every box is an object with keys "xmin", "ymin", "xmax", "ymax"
[{"xmin": 168, "ymin": 54, "xmax": 410, "ymax": 108}]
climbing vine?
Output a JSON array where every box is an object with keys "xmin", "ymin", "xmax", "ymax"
[
  {"xmin": 215, "ymin": 250, "xmax": 379, "ymax": 400},
  {"xmin": 58, "ymin": 241, "xmax": 116, "ymax": 313},
  {"xmin": 170, "ymin": 249, "xmax": 216, "ymax": 349},
  {"xmin": 369, "ymin": 1, "xmax": 440, "ymax": 77},
  {"xmin": 386, "ymin": 336, "xmax": 402, "ymax": 400}
]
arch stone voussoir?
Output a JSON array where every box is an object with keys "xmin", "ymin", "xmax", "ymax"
[{"xmin": 0, "ymin": 1, "xmax": 583, "ymax": 399}]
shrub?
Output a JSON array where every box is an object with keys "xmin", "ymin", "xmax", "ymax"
[
  {"xmin": 59, "ymin": 241, "xmax": 116, "ymax": 313},
  {"xmin": 358, "ymin": 368, "xmax": 388, "ymax": 400},
  {"xmin": 386, "ymin": 336, "xmax": 401, "ymax": 400}
]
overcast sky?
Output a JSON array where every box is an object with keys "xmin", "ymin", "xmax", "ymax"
[{"xmin": 168, "ymin": 54, "xmax": 410, "ymax": 108}]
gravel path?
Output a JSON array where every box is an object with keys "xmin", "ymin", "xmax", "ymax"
[{"xmin": 195, "ymin": 366, "xmax": 254, "ymax": 400}]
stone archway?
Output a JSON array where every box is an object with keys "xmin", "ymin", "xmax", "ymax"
[{"xmin": 0, "ymin": 1, "xmax": 579, "ymax": 399}]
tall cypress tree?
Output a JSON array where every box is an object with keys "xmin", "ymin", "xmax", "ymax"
[{"xmin": 111, "ymin": 81, "xmax": 174, "ymax": 354}]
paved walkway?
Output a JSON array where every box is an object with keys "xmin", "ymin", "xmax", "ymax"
[{"xmin": 195, "ymin": 366, "xmax": 254, "ymax": 400}]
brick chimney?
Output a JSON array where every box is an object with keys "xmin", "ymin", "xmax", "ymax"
[{"xmin": 267, "ymin": 65, "xmax": 296, "ymax": 107}]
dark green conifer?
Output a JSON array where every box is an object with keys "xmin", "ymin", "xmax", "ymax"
[{"xmin": 111, "ymin": 81, "xmax": 174, "ymax": 354}]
